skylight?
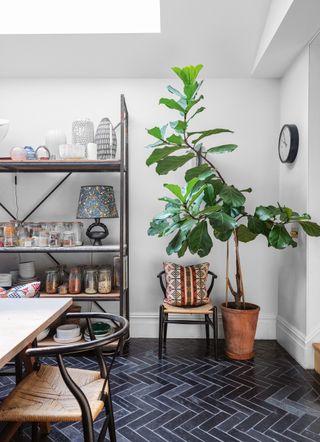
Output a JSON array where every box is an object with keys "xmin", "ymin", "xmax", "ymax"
[{"xmin": 0, "ymin": 0, "xmax": 161, "ymax": 34}]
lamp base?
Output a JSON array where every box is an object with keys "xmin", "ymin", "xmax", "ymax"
[{"xmin": 86, "ymin": 218, "xmax": 109, "ymax": 246}]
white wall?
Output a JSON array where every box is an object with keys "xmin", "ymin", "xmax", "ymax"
[
  {"xmin": 0, "ymin": 78, "xmax": 280, "ymax": 338},
  {"xmin": 277, "ymin": 45, "xmax": 320, "ymax": 368}
]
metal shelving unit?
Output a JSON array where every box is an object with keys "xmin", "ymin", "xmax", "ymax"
[{"xmin": 0, "ymin": 95, "xmax": 129, "ymax": 323}]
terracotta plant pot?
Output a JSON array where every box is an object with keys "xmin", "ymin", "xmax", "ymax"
[{"xmin": 221, "ymin": 302, "xmax": 260, "ymax": 360}]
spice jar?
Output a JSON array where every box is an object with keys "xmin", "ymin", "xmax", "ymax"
[
  {"xmin": 39, "ymin": 229, "xmax": 49, "ymax": 247},
  {"xmin": 98, "ymin": 266, "xmax": 112, "ymax": 294},
  {"xmin": 72, "ymin": 222, "xmax": 83, "ymax": 246},
  {"xmin": 4, "ymin": 222, "xmax": 15, "ymax": 237},
  {"xmin": 84, "ymin": 268, "xmax": 98, "ymax": 294},
  {"xmin": 4, "ymin": 236, "xmax": 16, "ymax": 247},
  {"xmin": 58, "ymin": 284, "xmax": 68, "ymax": 295},
  {"xmin": 63, "ymin": 231, "xmax": 75, "ymax": 247},
  {"xmin": 45, "ymin": 269, "xmax": 59, "ymax": 294},
  {"xmin": 68, "ymin": 267, "xmax": 82, "ymax": 294}
]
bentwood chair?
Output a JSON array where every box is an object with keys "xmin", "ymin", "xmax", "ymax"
[
  {"xmin": 0, "ymin": 312, "xmax": 128, "ymax": 442},
  {"xmin": 158, "ymin": 270, "xmax": 218, "ymax": 359}
]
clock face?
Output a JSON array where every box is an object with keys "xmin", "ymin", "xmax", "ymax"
[
  {"xmin": 279, "ymin": 126, "xmax": 291, "ymax": 162},
  {"xmin": 278, "ymin": 124, "xmax": 299, "ymax": 163}
]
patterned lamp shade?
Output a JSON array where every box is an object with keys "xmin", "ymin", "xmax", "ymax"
[{"xmin": 77, "ymin": 185, "xmax": 118, "ymax": 219}]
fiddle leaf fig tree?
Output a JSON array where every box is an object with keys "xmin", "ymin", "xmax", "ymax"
[{"xmin": 146, "ymin": 64, "xmax": 320, "ymax": 309}]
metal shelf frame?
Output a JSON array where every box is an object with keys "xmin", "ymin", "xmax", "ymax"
[{"xmin": 0, "ymin": 95, "xmax": 129, "ymax": 322}]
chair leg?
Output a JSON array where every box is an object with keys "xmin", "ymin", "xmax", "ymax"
[
  {"xmin": 164, "ymin": 313, "xmax": 168, "ymax": 348},
  {"xmin": 158, "ymin": 305, "xmax": 164, "ymax": 359},
  {"xmin": 107, "ymin": 389, "xmax": 117, "ymax": 442},
  {"xmin": 205, "ymin": 315, "xmax": 210, "ymax": 348},
  {"xmin": 213, "ymin": 306, "xmax": 218, "ymax": 359},
  {"xmin": 32, "ymin": 423, "xmax": 39, "ymax": 441}
]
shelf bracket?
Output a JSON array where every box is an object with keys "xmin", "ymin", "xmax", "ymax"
[
  {"xmin": 46, "ymin": 253, "xmax": 61, "ymax": 266},
  {"xmin": 21, "ymin": 172, "xmax": 72, "ymax": 223}
]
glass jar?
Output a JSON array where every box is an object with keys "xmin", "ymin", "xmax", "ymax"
[
  {"xmin": 16, "ymin": 226, "xmax": 27, "ymax": 247},
  {"xmin": 45, "ymin": 269, "xmax": 59, "ymax": 294},
  {"xmin": 84, "ymin": 268, "xmax": 98, "ymax": 294},
  {"xmin": 68, "ymin": 267, "xmax": 82, "ymax": 294},
  {"xmin": 72, "ymin": 222, "xmax": 83, "ymax": 246},
  {"xmin": 113, "ymin": 256, "xmax": 121, "ymax": 289},
  {"xmin": 49, "ymin": 231, "xmax": 61, "ymax": 247},
  {"xmin": 4, "ymin": 236, "xmax": 16, "ymax": 247},
  {"xmin": 4, "ymin": 222, "xmax": 15, "ymax": 237},
  {"xmin": 98, "ymin": 266, "xmax": 112, "ymax": 294},
  {"xmin": 63, "ymin": 231, "xmax": 75, "ymax": 247},
  {"xmin": 38, "ymin": 229, "xmax": 49, "ymax": 247}
]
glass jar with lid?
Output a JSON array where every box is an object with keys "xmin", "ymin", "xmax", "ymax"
[
  {"xmin": 72, "ymin": 222, "xmax": 83, "ymax": 246},
  {"xmin": 68, "ymin": 267, "xmax": 82, "ymax": 294},
  {"xmin": 84, "ymin": 268, "xmax": 98, "ymax": 294},
  {"xmin": 63, "ymin": 231, "xmax": 75, "ymax": 247},
  {"xmin": 98, "ymin": 266, "xmax": 112, "ymax": 294},
  {"xmin": 45, "ymin": 269, "xmax": 59, "ymax": 294},
  {"xmin": 38, "ymin": 229, "xmax": 49, "ymax": 247}
]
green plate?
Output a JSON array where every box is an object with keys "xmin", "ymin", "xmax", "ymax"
[{"xmin": 92, "ymin": 322, "xmax": 111, "ymax": 335}]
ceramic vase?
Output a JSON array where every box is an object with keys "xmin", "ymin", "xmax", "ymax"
[
  {"xmin": 94, "ymin": 118, "xmax": 117, "ymax": 159},
  {"xmin": 72, "ymin": 118, "xmax": 94, "ymax": 147},
  {"xmin": 45, "ymin": 129, "xmax": 67, "ymax": 159}
]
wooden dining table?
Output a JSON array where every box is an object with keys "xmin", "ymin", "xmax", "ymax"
[
  {"xmin": 0, "ymin": 297, "xmax": 72, "ymax": 441},
  {"xmin": 0, "ymin": 297, "xmax": 72, "ymax": 369}
]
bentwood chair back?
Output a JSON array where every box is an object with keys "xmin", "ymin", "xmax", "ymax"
[{"xmin": 0, "ymin": 312, "xmax": 128, "ymax": 442}]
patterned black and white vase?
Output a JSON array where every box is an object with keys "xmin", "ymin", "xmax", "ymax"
[
  {"xmin": 94, "ymin": 117, "xmax": 117, "ymax": 160},
  {"xmin": 72, "ymin": 118, "xmax": 94, "ymax": 147}
]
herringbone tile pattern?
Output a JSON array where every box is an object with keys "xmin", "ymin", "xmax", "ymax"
[{"xmin": 1, "ymin": 339, "xmax": 320, "ymax": 441}]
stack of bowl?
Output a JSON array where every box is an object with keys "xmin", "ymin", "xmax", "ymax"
[{"xmin": 54, "ymin": 324, "xmax": 82, "ymax": 344}]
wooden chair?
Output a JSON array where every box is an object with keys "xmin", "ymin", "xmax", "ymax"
[
  {"xmin": 0, "ymin": 312, "xmax": 128, "ymax": 442},
  {"xmin": 158, "ymin": 270, "xmax": 218, "ymax": 359}
]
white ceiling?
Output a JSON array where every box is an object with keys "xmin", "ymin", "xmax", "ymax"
[{"xmin": 0, "ymin": 0, "xmax": 271, "ymax": 78}]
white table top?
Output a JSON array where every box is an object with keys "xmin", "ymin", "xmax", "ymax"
[{"xmin": 0, "ymin": 298, "xmax": 72, "ymax": 368}]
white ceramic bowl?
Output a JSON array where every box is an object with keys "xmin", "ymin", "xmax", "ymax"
[
  {"xmin": 0, "ymin": 119, "xmax": 9, "ymax": 143},
  {"xmin": 19, "ymin": 261, "xmax": 35, "ymax": 279},
  {"xmin": 56, "ymin": 324, "xmax": 80, "ymax": 340}
]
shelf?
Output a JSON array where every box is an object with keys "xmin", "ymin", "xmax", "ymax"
[
  {"xmin": 0, "ymin": 160, "xmax": 124, "ymax": 173},
  {"xmin": 39, "ymin": 291, "xmax": 120, "ymax": 301},
  {"xmin": 37, "ymin": 335, "xmax": 120, "ymax": 352},
  {"xmin": 0, "ymin": 245, "xmax": 124, "ymax": 253}
]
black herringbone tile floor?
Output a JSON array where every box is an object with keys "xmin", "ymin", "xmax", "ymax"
[{"xmin": 1, "ymin": 339, "xmax": 320, "ymax": 441}]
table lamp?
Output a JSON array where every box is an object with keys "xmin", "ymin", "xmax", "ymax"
[{"xmin": 77, "ymin": 185, "xmax": 118, "ymax": 246}]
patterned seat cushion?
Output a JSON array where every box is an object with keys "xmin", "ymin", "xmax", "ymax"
[{"xmin": 163, "ymin": 262, "xmax": 210, "ymax": 307}]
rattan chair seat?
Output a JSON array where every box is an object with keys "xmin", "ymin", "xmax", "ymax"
[
  {"xmin": 0, "ymin": 365, "xmax": 107, "ymax": 422},
  {"xmin": 163, "ymin": 301, "xmax": 214, "ymax": 314}
]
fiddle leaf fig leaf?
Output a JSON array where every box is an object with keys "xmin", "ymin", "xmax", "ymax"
[
  {"xmin": 167, "ymin": 85, "xmax": 184, "ymax": 98},
  {"xmin": 214, "ymin": 229, "xmax": 233, "ymax": 241},
  {"xmin": 159, "ymin": 98, "xmax": 185, "ymax": 113},
  {"xmin": 172, "ymin": 64, "xmax": 203, "ymax": 85},
  {"xmin": 166, "ymin": 230, "xmax": 186, "ymax": 255},
  {"xmin": 177, "ymin": 240, "xmax": 188, "ymax": 257},
  {"xmin": 188, "ymin": 221, "xmax": 213, "ymax": 257},
  {"xmin": 268, "ymin": 225, "xmax": 295, "ymax": 249},
  {"xmin": 248, "ymin": 215, "xmax": 269, "ymax": 235},
  {"xmin": 155, "ymin": 153, "xmax": 195, "ymax": 175},
  {"xmin": 255, "ymin": 206, "xmax": 276, "ymax": 221},
  {"xmin": 164, "ymin": 183, "xmax": 185, "ymax": 202},
  {"xmin": 237, "ymin": 225, "xmax": 257, "ymax": 243},
  {"xmin": 209, "ymin": 212, "xmax": 237, "ymax": 233},
  {"xmin": 185, "ymin": 164, "xmax": 213, "ymax": 182},
  {"xmin": 188, "ymin": 106, "xmax": 205, "ymax": 121},
  {"xmin": 220, "ymin": 184, "xmax": 246, "ymax": 207},
  {"xmin": 147, "ymin": 125, "xmax": 167, "ymax": 140},
  {"xmin": 170, "ymin": 120, "xmax": 187, "ymax": 133},
  {"xmin": 166, "ymin": 134, "xmax": 184, "ymax": 145},
  {"xmin": 206, "ymin": 144, "xmax": 238, "ymax": 154},
  {"xmin": 298, "ymin": 221, "xmax": 320, "ymax": 237},
  {"xmin": 148, "ymin": 219, "xmax": 169, "ymax": 237},
  {"xmin": 188, "ymin": 128, "xmax": 233, "ymax": 144},
  {"xmin": 146, "ymin": 146, "xmax": 184, "ymax": 166}
]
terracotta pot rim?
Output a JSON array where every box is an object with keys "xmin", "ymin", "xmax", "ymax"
[{"xmin": 220, "ymin": 302, "xmax": 260, "ymax": 313}]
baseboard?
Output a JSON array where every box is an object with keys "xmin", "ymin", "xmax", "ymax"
[
  {"xmin": 130, "ymin": 312, "xmax": 276, "ymax": 340},
  {"xmin": 276, "ymin": 315, "xmax": 320, "ymax": 369}
]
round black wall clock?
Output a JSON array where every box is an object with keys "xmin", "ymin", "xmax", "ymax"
[{"xmin": 278, "ymin": 124, "xmax": 299, "ymax": 163}]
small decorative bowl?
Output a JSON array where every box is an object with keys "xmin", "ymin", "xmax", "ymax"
[{"xmin": 56, "ymin": 324, "xmax": 80, "ymax": 340}]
